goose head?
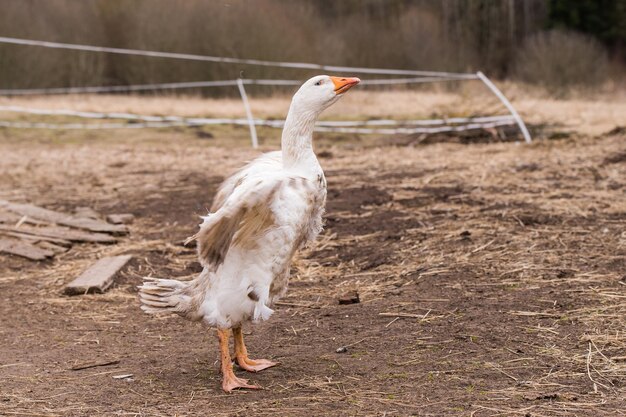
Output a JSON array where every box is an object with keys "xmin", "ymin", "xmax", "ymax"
[{"xmin": 291, "ymin": 75, "xmax": 360, "ymax": 115}]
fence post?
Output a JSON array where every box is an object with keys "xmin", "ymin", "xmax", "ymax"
[
  {"xmin": 236, "ymin": 78, "xmax": 258, "ymax": 149},
  {"xmin": 476, "ymin": 71, "xmax": 531, "ymax": 144}
]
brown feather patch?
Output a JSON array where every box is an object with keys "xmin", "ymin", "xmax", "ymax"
[
  {"xmin": 196, "ymin": 211, "xmax": 245, "ymax": 267},
  {"xmin": 210, "ymin": 189, "xmax": 229, "ymax": 212},
  {"xmin": 231, "ymin": 203, "xmax": 276, "ymax": 249}
]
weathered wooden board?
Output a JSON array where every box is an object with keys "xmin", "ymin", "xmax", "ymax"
[
  {"xmin": 0, "ymin": 211, "xmax": 19, "ymax": 224},
  {"xmin": 106, "ymin": 213, "xmax": 135, "ymax": 225},
  {"xmin": 0, "ymin": 230, "xmax": 73, "ymax": 246},
  {"xmin": 63, "ymin": 217, "xmax": 128, "ymax": 234},
  {"xmin": 65, "ymin": 255, "xmax": 133, "ymax": 295},
  {"xmin": 36, "ymin": 241, "xmax": 70, "ymax": 254},
  {"xmin": 74, "ymin": 207, "xmax": 102, "ymax": 220},
  {"xmin": 0, "ymin": 238, "xmax": 54, "ymax": 261},
  {"xmin": 0, "ymin": 210, "xmax": 46, "ymax": 226},
  {"xmin": 0, "ymin": 200, "xmax": 128, "ymax": 234},
  {"xmin": 0, "ymin": 225, "xmax": 117, "ymax": 243}
]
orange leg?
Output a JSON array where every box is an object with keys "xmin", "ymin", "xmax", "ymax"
[
  {"xmin": 217, "ymin": 328, "xmax": 260, "ymax": 392},
  {"xmin": 233, "ymin": 326, "xmax": 278, "ymax": 373}
]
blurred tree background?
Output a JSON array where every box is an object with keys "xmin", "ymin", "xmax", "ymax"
[{"xmin": 0, "ymin": 0, "xmax": 623, "ymax": 93}]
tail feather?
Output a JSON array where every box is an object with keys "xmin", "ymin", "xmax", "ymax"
[
  {"xmin": 138, "ymin": 277, "xmax": 194, "ymax": 317},
  {"xmin": 253, "ymin": 303, "xmax": 274, "ymax": 322}
]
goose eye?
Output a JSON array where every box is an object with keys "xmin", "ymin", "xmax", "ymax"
[{"xmin": 315, "ymin": 80, "xmax": 322, "ymax": 86}]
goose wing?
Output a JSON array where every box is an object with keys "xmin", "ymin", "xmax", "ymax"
[
  {"xmin": 210, "ymin": 151, "xmax": 282, "ymax": 212},
  {"xmin": 187, "ymin": 166, "xmax": 313, "ymax": 269}
]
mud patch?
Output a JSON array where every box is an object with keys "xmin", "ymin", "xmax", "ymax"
[
  {"xmin": 326, "ymin": 184, "xmax": 392, "ymax": 213},
  {"xmin": 603, "ymin": 150, "xmax": 626, "ymax": 165}
]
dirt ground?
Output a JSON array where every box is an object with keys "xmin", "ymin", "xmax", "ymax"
[{"xmin": 0, "ymin": 121, "xmax": 625, "ymax": 416}]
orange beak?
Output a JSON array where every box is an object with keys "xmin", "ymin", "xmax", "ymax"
[{"xmin": 330, "ymin": 76, "xmax": 361, "ymax": 95}]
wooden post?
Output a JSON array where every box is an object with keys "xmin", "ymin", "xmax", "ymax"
[
  {"xmin": 476, "ymin": 71, "xmax": 532, "ymax": 143},
  {"xmin": 236, "ymin": 78, "xmax": 259, "ymax": 149}
]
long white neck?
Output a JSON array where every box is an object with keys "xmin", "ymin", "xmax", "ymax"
[{"xmin": 281, "ymin": 102, "xmax": 320, "ymax": 171}]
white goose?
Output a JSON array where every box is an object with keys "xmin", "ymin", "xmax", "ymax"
[{"xmin": 139, "ymin": 75, "xmax": 360, "ymax": 392}]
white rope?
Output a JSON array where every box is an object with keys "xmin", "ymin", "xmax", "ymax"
[
  {"xmin": 313, "ymin": 119, "xmax": 516, "ymax": 135},
  {"xmin": 0, "ymin": 105, "xmax": 188, "ymax": 122},
  {"xmin": 0, "ymin": 80, "xmax": 294, "ymax": 96},
  {"xmin": 0, "ymin": 118, "xmax": 516, "ymax": 134},
  {"xmin": 0, "ymin": 105, "xmax": 514, "ymax": 127},
  {"xmin": 0, "ymin": 36, "xmax": 477, "ymax": 79},
  {"xmin": 0, "ymin": 104, "xmax": 517, "ymax": 134},
  {"xmin": 0, "ymin": 120, "xmax": 188, "ymax": 129},
  {"xmin": 0, "ymin": 80, "xmax": 243, "ymax": 95},
  {"xmin": 476, "ymin": 72, "xmax": 532, "ymax": 143},
  {"xmin": 236, "ymin": 79, "xmax": 258, "ymax": 149},
  {"xmin": 313, "ymin": 115, "xmax": 515, "ymax": 127},
  {"xmin": 361, "ymin": 76, "xmax": 475, "ymax": 85},
  {"xmin": 0, "ymin": 75, "xmax": 474, "ymax": 96}
]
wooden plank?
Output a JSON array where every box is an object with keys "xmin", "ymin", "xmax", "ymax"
[
  {"xmin": 0, "ymin": 211, "xmax": 19, "ymax": 223},
  {"xmin": 0, "ymin": 200, "xmax": 71, "ymax": 224},
  {"xmin": 0, "ymin": 225, "xmax": 117, "ymax": 243},
  {"xmin": 106, "ymin": 213, "xmax": 135, "ymax": 225},
  {"xmin": 62, "ymin": 217, "xmax": 128, "ymax": 234},
  {"xmin": 0, "ymin": 230, "xmax": 73, "ymax": 246},
  {"xmin": 36, "ymin": 241, "xmax": 70, "ymax": 254},
  {"xmin": 65, "ymin": 255, "xmax": 132, "ymax": 295},
  {"xmin": 0, "ymin": 211, "xmax": 46, "ymax": 226},
  {"xmin": 0, "ymin": 200, "xmax": 128, "ymax": 234},
  {"xmin": 74, "ymin": 207, "xmax": 102, "ymax": 220},
  {"xmin": 0, "ymin": 238, "xmax": 54, "ymax": 260}
]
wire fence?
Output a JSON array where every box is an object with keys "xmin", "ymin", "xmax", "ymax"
[
  {"xmin": 0, "ymin": 105, "xmax": 517, "ymax": 134},
  {"xmin": 0, "ymin": 76, "xmax": 474, "ymax": 96},
  {"xmin": 0, "ymin": 119, "xmax": 518, "ymax": 134},
  {"xmin": 0, "ymin": 36, "xmax": 531, "ymax": 144},
  {"xmin": 0, "ymin": 36, "xmax": 479, "ymax": 78}
]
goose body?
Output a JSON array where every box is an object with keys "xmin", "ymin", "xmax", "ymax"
[
  {"xmin": 139, "ymin": 75, "xmax": 360, "ymax": 391},
  {"xmin": 188, "ymin": 150, "xmax": 326, "ymax": 328}
]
